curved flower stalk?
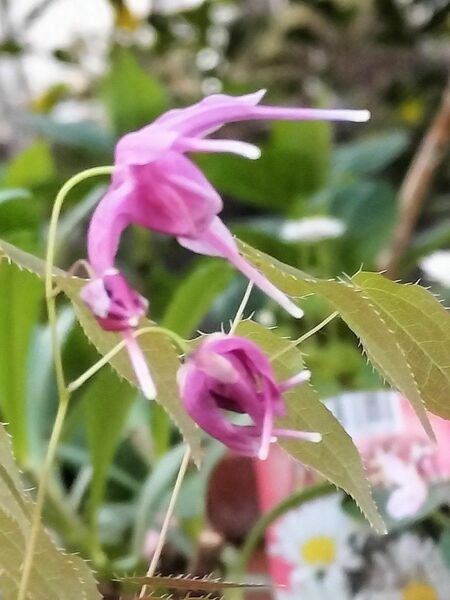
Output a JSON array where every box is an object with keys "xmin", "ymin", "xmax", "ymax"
[
  {"xmin": 86, "ymin": 90, "xmax": 370, "ymax": 319},
  {"xmin": 177, "ymin": 334, "xmax": 321, "ymax": 459}
]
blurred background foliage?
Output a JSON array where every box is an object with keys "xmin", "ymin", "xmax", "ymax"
[{"xmin": 0, "ymin": 0, "xmax": 449, "ymax": 591}]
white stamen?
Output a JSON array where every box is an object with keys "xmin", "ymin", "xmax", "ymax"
[{"xmin": 278, "ymin": 370, "xmax": 311, "ymax": 392}]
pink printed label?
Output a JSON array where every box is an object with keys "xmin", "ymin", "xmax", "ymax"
[{"xmin": 257, "ymin": 391, "xmax": 450, "ymax": 598}]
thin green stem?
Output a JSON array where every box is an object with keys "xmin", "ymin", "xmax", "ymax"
[
  {"xmin": 141, "ymin": 326, "xmax": 190, "ymax": 355},
  {"xmin": 68, "ymin": 325, "xmax": 190, "ymax": 393},
  {"xmin": 139, "ymin": 447, "xmax": 191, "ymax": 599},
  {"xmin": 45, "ymin": 167, "xmax": 114, "ymax": 393},
  {"xmin": 230, "ymin": 282, "xmax": 253, "ymax": 334},
  {"xmin": 271, "ymin": 311, "xmax": 339, "ymax": 361},
  {"xmin": 68, "ymin": 338, "xmax": 128, "ymax": 393},
  {"xmin": 18, "ymin": 166, "xmax": 113, "ymax": 600},
  {"xmin": 18, "ymin": 392, "xmax": 70, "ymax": 600},
  {"xmin": 138, "ymin": 281, "xmax": 255, "ymax": 597}
]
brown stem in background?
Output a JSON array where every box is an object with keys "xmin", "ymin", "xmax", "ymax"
[{"xmin": 378, "ymin": 73, "xmax": 450, "ymax": 278}]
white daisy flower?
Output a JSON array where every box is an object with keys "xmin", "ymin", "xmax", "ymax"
[
  {"xmin": 280, "ymin": 216, "xmax": 346, "ymax": 243},
  {"xmin": 355, "ymin": 532, "xmax": 450, "ymax": 600},
  {"xmin": 420, "ymin": 251, "xmax": 450, "ymax": 287},
  {"xmin": 270, "ymin": 494, "xmax": 363, "ymax": 599},
  {"xmin": 276, "ymin": 572, "xmax": 352, "ymax": 600}
]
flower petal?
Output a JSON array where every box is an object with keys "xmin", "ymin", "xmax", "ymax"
[
  {"xmin": 176, "ymin": 137, "xmax": 261, "ymax": 159},
  {"xmin": 87, "ymin": 174, "xmax": 134, "ymax": 274},
  {"xmin": 195, "ymin": 348, "xmax": 239, "ymax": 383},
  {"xmin": 386, "ymin": 481, "xmax": 428, "ymax": 519},
  {"xmin": 179, "ymin": 217, "xmax": 304, "ymax": 318},
  {"xmin": 278, "ymin": 370, "xmax": 311, "ymax": 392},
  {"xmin": 115, "ymin": 126, "xmax": 178, "ymax": 166},
  {"xmin": 80, "ymin": 278, "xmax": 111, "ymax": 318},
  {"xmin": 258, "ymin": 398, "xmax": 274, "ymax": 460},
  {"xmin": 153, "ymin": 90, "xmax": 368, "ymax": 140},
  {"xmin": 155, "ymin": 89, "xmax": 267, "ymax": 137},
  {"xmin": 272, "ymin": 428, "xmax": 322, "ymax": 443},
  {"xmin": 123, "ymin": 330, "xmax": 156, "ymax": 400},
  {"xmin": 249, "ymin": 106, "xmax": 370, "ymax": 123}
]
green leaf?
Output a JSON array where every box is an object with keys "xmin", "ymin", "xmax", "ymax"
[
  {"xmin": 328, "ymin": 180, "xmax": 396, "ymax": 269},
  {"xmin": 198, "ymin": 121, "xmax": 331, "ymax": 212},
  {"xmin": 56, "ymin": 185, "xmax": 107, "ymax": 252},
  {"xmin": 0, "ymin": 239, "xmax": 203, "ymax": 465},
  {"xmin": 235, "ymin": 320, "xmax": 384, "ymax": 532},
  {"xmin": 3, "ymin": 140, "xmax": 56, "ymax": 188},
  {"xmin": 163, "ymin": 259, "xmax": 234, "ymax": 336},
  {"xmin": 0, "ymin": 189, "xmax": 32, "ymax": 204},
  {"xmin": 27, "ymin": 309, "xmax": 75, "ymax": 465},
  {"xmin": 84, "ymin": 369, "xmax": 135, "ymax": 531},
  {"xmin": 124, "ymin": 574, "xmax": 265, "ymax": 592},
  {"xmin": 440, "ymin": 525, "xmax": 450, "ymax": 569},
  {"xmin": 239, "ymin": 241, "xmax": 441, "ymax": 438},
  {"xmin": 30, "ymin": 115, "xmax": 114, "ymax": 155},
  {"xmin": 102, "ymin": 48, "xmax": 168, "ymax": 135},
  {"xmin": 0, "ymin": 423, "xmax": 100, "ymax": 599},
  {"xmin": 333, "ymin": 130, "xmax": 409, "ymax": 175},
  {"xmin": 0, "ymin": 189, "xmax": 40, "ymax": 236},
  {"xmin": 270, "ymin": 120, "xmax": 331, "ymax": 204},
  {"xmin": 131, "ymin": 444, "xmax": 187, "ymax": 556},
  {"xmin": 0, "ymin": 252, "xmax": 43, "ymax": 463},
  {"xmin": 352, "ymin": 272, "xmax": 450, "ymax": 419}
]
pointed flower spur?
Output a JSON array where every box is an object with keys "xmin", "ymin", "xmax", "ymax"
[
  {"xmin": 177, "ymin": 334, "xmax": 321, "ymax": 459},
  {"xmin": 87, "ymin": 90, "xmax": 370, "ymax": 319}
]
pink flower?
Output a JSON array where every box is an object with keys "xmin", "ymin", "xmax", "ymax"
[
  {"xmin": 177, "ymin": 334, "xmax": 321, "ymax": 459},
  {"xmin": 373, "ymin": 449, "xmax": 428, "ymax": 519},
  {"xmin": 87, "ymin": 90, "xmax": 370, "ymax": 318},
  {"xmin": 80, "ymin": 269, "xmax": 156, "ymax": 399},
  {"xmin": 367, "ymin": 436, "xmax": 441, "ymax": 520}
]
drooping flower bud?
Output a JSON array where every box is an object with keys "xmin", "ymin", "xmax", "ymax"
[
  {"xmin": 178, "ymin": 334, "xmax": 320, "ymax": 459},
  {"xmin": 80, "ymin": 270, "xmax": 156, "ymax": 399}
]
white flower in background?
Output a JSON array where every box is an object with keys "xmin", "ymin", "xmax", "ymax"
[
  {"xmin": 1, "ymin": 0, "xmax": 114, "ymax": 97},
  {"xmin": 276, "ymin": 577, "xmax": 352, "ymax": 600},
  {"xmin": 270, "ymin": 494, "xmax": 363, "ymax": 599},
  {"xmin": 152, "ymin": 0, "xmax": 206, "ymax": 14},
  {"xmin": 420, "ymin": 251, "xmax": 450, "ymax": 287},
  {"xmin": 280, "ymin": 216, "xmax": 346, "ymax": 243},
  {"xmin": 355, "ymin": 533, "xmax": 450, "ymax": 600},
  {"xmin": 210, "ymin": 3, "xmax": 239, "ymax": 25}
]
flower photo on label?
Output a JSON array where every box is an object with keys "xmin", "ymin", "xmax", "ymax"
[{"xmin": 270, "ymin": 494, "xmax": 364, "ymax": 599}]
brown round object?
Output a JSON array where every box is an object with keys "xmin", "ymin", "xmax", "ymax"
[{"xmin": 206, "ymin": 454, "xmax": 261, "ymax": 545}]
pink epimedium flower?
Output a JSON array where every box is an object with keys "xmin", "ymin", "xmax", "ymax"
[
  {"xmin": 177, "ymin": 334, "xmax": 321, "ymax": 459},
  {"xmin": 80, "ymin": 269, "xmax": 156, "ymax": 400},
  {"xmin": 87, "ymin": 90, "xmax": 370, "ymax": 319}
]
